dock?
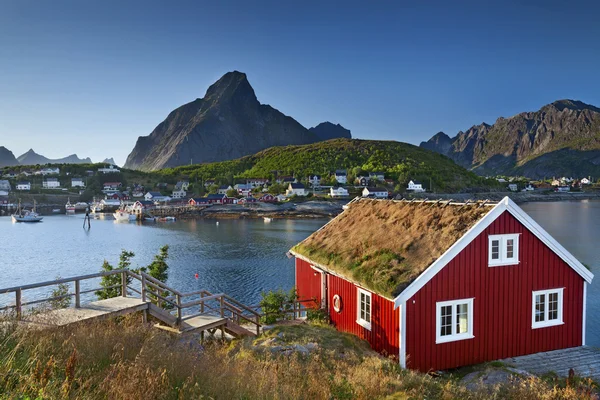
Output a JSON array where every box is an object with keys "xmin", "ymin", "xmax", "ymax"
[{"xmin": 0, "ymin": 269, "xmax": 261, "ymax": 339}]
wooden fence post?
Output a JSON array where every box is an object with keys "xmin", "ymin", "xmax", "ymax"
[
  {"xmin": 121, "ymin": 271, "xmax": 127, "ymax": 297},
  {"xmin": 141, "ymin": 275, "xmax": 147, "ymax": 302},
  {"xmin": 255, "ymin": 315, "xmax": 260, "ymax": 336},
  {"xmin": 220, "ymin": 296, "xmax": 224, "ymax": 318},
  {"xmin": 200, "ymin": 292, "xmax": 204, "ymax": 314},
  {"xmin": 15, "ymin": 289, "xmax": 22, "ymax": 321},
  {"xmin": 176, "ymin": 294, "xmax": 182, "ymax": 326},
  {"xmin": 75, "ymin": 280, "xmax": 81, "ymax": 308}
]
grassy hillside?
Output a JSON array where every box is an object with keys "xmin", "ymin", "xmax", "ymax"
[{"xmin": 164, "ymin": 139, "xmax": 494, "ymax": 192}]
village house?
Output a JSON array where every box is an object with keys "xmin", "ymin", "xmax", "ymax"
[
  {"xmin": 275, "ymin": 175, "xmax": 295, "ymax": 184},
  {"xmin": 42, "ymin": 177, "xmax": 60, "ymax": 189},
  {"xmin": 188, "ymin": 197, "xmax": 210, "ymax": 206},
  {"xmin": 508, "ymin": 183, "xmax": 518, "ymax": 192},
  {"xmin": 522, "ymin": 184, "xmax": 535, "ymax": 191},
  {"xmin": 247, "ymin": 178, "xmax": 269, "ymax": 188},
  {"xmin": 291, "ymin": 197, "xmax": 593, "ymax": 371},
  {"xmin": 103, "ymin": 182, "xmax": 122, "ymax": 192},
  {"xmin": 362, "ymin": 187, "xmax": 388, "ymax": 198},
  {"xmin": 580, "ymin": 177, "xmax": 591, "ymax": 185},
  {"xmin": 334, "ymin": 170, "xmax": 347, "ymax": 184},
  {"xmin": 407, "ymin": 180, "xmax": 425, "ymax": 192},
  {"xmin": 259, "ymin": 194, "xmax": 276, "ymax": 203},
  {"xmin": 130, "ymin": 200, "xmax": 155, "ymax": 215},
  {"xmin": 0, "ymin": 196, "xmax": 9, "ymax": 205},
  {"xmin": 71, "ymin": 178, "xmax": 85, "ymax": 188},
  {"xmin": 38, "ymin": 167, "xmax": 60, "ymax": 176},
  {"xmin": 145, "ymin": 191, "xmax": 171, "ymax": 202},
  {"xmin": 175, "ymin": 181, "xmax": 190, "ymax": 191},
  {"xmin": 171, "ymin": 189, "xmax": 187, "ymax": 199},
  {"xmin": 551, "ymin": 179, "xmax": 561, "ymax": 186},
  {"xmin": 355, "ymin": 176, "xmax": 370, "ymax": 187},
  {"xmin": 234, "ymin": 183, "xmax": 252, "ymax": 197},
  {"xmin": 330, "ymin": 186, "xmax": 349, "ymax": 197},
  {"xmin": 20, "ymin": 170, "xmax": 33, "ymax": 177},
  {"xmin": 204, "ymin": 179, "xmax": 216, "ymax": 187},
  {"xmin": 275, "ymin": 194, "xmax": 288, "ymax": 202},
  {"xmin": 286, "ymin": 182, "xmax": 307, "ymax": 196},
  {"xmin": 2, "ymin": 170, "xmax": 18, "ymax": 178},
  {"xmin": 16, "ymin": 181, "xmax": 31, "ymax": 191},
  {"xmin": 206, "ymin": 193, "xmax": 233, "ymax": 204},
  {"xmin": 308, "ymin": 175, "xmax": 321, "ymax": 187},
  {"xmin": 218, "ymin": 185, "xmax": 233, "ymax": 195},
  {"xmin": 369, "ymin": 172, "xmax": 385, "ymax": 181},
  {"xmin": 106, "ymin": 192, "xmax": 130, "ymax": 201},
  {"xmin": 97, "ymin": 165, "xmax": 120, "ymax": 174},
  {"xmin": 0, "ymin": 180, "xmax": 11, "ymax": 191},
  {"xmin": 238, "ymin": 196, "xmax": 258, "ymax": 205},
  {"xmin": 384, "ymin": 178, "xmax": 395, "ymax": 186}
]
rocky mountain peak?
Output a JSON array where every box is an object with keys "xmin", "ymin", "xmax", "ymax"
[
  {"xmin": 543, "ymin": 99, "xmax": 600, "ymax": 113},
  {"xmin": 203, "ymin": 71, "xmax": 257, "ymax": 106},
  {"xmin": 309, "ymin": 122, "xmax": 352, "ymax": 141}
]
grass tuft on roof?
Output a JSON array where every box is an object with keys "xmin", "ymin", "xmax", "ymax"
[{"xmin": 292, "ymin": 199, "xmax": 491, "ymax": 298}]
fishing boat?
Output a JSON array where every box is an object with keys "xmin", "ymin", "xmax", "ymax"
[
  {"xmin": 65, "ymin": 198, "xmax": 75, "ymax": 213},
  {"xmin": 113, "ymin": 209, "xmax": 137, "ymax": 222},
  {"xmin": 12, "ymin": 200, "xmax": 43, "ymax": 223},
  {"xmin": 66, "ymin": 199, "xmax": 89, "ymax": 213}
]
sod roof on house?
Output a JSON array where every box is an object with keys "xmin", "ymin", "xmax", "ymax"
[{"xmin": 292, "ymin": 199, "xmax": 493, "ymax": 298}]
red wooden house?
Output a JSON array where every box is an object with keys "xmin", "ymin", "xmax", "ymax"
[
  {"xmin": 259, "ymin": 194, "xmax": 276, "ymax": 203},
  {"xmin": 291, "ymin": 197, "xmax": 593, "ymax": 372}
]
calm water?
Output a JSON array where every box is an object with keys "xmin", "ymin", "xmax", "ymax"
[{"xmin": 1, "ymin": 201, "xmax": 598, "ymax": 346}]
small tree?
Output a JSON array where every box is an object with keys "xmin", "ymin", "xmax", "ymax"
[
  {"xmin": 50, "ymin": 276, "xmax": 71, "ymax": 309},
  {"xmin": 146, "ymin": 245, "xmax": 169, "ymax": 282},
  {"xmin": 226, "ymin": 188, "xmax": 238, "ymax": 198},
  {"xmin": 259, "ymin": 287, "xmax": 297, "ymax": 324},
  {"xmin": 95, "ymin": 250, "xmax": 135, "ymax": 300}
]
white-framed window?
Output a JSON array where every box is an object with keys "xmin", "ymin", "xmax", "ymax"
[
  {"xmin": 356, "ymin": 288, "xmax": 372, "ymax": 330},
  {"xmin": 436, "ymin": 298, "xmax": 474, "ymax": 344},
  {"xmin": 488, "ymin": 234, "xmax": 519, "ymax": 266},
  {"xmin": 532, "ymin": 288, "xmax": 564, "ymax": 329}
]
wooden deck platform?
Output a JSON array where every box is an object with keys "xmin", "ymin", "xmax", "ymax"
[
  {"xmin": 502, "ymin": 346, "xmax": 600, "ymax": 382},
  {"xmin": 22, "ymin": 296, "xmax": 148, "ymax": 327}
]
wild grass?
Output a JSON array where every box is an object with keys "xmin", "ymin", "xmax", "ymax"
[{"xmin": 0, "ymin": 315, "xmax": 596, "ymax": 399}]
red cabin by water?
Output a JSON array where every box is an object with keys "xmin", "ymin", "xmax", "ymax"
[{"xmin": 291, "ymin": 197, "xmax": 593, "ymax": 371}]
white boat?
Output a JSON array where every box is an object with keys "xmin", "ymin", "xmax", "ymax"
[
  {"xmin": 66, "ymin": 199, "xmax": 88, "ymax": 213},
  {"xmin": 113, "ymin": 210, "xmax": 137, "ymax": 222},
  {"xmin": 143, "ymin": 216, "xmax": 156, "ymax": 222},
  {"xmin": 263, "ymin": 217, "xmax": 272, "ymax": 223},
  {"xmin": 12, "ymin": 200, "xmax": 43, "ymax": 223},
  {"xmin": 52, "ymin": 208, "xmax": 61, "ymax": 213},
  {"xmin": 158, "ymin": 216, "xmax": 176, "ymax": 222}
]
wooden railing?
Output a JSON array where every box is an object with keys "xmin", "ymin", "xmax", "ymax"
[{"xmin": 0, "ymin": 269, "xmax": 132, "ymax": 320}]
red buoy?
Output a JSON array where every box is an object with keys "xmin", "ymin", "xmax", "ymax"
[{"xmin": 194, "ymin": 273, "xmax": 199, "ymax": 280}]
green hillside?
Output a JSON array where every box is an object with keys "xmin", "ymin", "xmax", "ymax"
[{"xmin": 164, "ymin": 139, "xmax": 492, "ymax": 192}]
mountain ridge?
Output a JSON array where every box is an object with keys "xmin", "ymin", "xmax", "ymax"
[
  {"xmin": 419, "ymin": 99, "xmax": 600, "ymax": 178},
  {"xmin": 124, "ymin": 71, "xmax": 350, "ymax": 171}
]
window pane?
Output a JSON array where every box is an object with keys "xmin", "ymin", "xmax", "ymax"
[
  {"xmin": 456, "ymin": 304, "xmax": 469, "ymax": 334},
  {"xmin": 548, "ymin": 292, "xmax": 558, "ymax": 321},
  {"xmin": 535, "ymin": 294, "xmax": 545, "ymax": 322},
  {"xmin": 491, "ymin": 240, "xmax": 500, "ymax": 260},
  {"xmin": 440, "ymin": 305, "xmax": 452, "ymax": 336},
  {"xmin": 506, "ymin": 239, "xmax": 514, "ymax": 259}
]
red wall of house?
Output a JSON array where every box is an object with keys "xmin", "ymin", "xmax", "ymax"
[
  {"xmin": 327, "ymin": 274, "xmax": 400, "ymax": 358},
  {"xmin": 405, "ymin": 210, "xmax": 584, "ymax": 372},
  {"xmin": 295, "ymin": 258, "xmax": 322, "ymax": 308}
]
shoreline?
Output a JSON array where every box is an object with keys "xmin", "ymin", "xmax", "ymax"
[{"xmin": 407, "ymin": 191, "xmax": 600, "ymax": 204}]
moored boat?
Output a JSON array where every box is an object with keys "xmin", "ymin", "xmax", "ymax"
[
  {"xmin": 12, "ymin": 200, "xmax": 43, "ymax": 223},
  {"xmin": 113, "ymin": 210, "xmax": 137, "ymax": 222}
]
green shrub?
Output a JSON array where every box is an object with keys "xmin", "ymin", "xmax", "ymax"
[{"xmin": 259, "ymin": 287, "xmax": 297, "ymax": 324}]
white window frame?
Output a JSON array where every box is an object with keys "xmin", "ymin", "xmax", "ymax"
[
  {"xmin": 488, "ymin": 234, "xmax": 520, "ymax": 266},
  {"xmin": 356, "ymin": 288, "xmax": 372, "ymax": 331},
  {"xmin": 436, "ymin": 298, "xmax": 474, "ymax": 344},
  {"xmin": 532, "ymin": 288, "xmax": 564, "ymax": 329}
]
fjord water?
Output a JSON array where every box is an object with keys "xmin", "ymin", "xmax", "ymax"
[{"xmin": 0, "ymin": 201, "xmax": 598, "ymax": 346}]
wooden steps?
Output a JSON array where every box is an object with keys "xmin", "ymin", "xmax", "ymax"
[
  {"xmin": 225, "ymin": 320, "xmax": 256, "ymax": 338},
  {"xmin": 148, "ymin": 303, "xmax": 178, "ymax": 327}
]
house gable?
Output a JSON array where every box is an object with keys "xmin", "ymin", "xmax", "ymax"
[{"xmin": 404, "ymin": 209, "xmax": 586, "ymax": 371}]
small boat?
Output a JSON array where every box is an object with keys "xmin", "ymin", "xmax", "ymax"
[
  {"xmin": 158, "ymin": 216, "xmax": 176, "ymax": 222},
  {"xmin": 52, "ymin": 208, "xmax": 61, "ymax": 213},
  {"xmin": 65, "ymin": 198, "xmax": 75, "ymax": 213},
  {"xmin": 144, "ymin": 216, "xmax": 157, "ymax": 222},
  {"xmin": 113, "ymin": 210, "xmax": 137, "ymax": 222},
  {"xmin": 12, "ymin": 200, "xmax": 43, "ymax": 223},
  {"xmin": 66, "ymin": 198, "xmax": 89, "ymax": 213},
  {"xmin": 263, "ymin": 217, "xmax": 272, "ymax": 223}
]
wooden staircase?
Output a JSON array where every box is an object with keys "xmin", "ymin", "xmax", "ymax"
[{"xmin": 0, "ymin": 269, "xmax": 261, "ymax": 339}]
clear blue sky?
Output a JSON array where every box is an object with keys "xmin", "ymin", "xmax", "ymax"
[{"xmin": 1, "ymin": 0, "xmax": 599, "ymax": 166}]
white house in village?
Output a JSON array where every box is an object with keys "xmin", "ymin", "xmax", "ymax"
[
  {"xmin": 308, "ymin": 175, "xmax": 321, "ymax": 187},
  {"xmin": 71, "ymin": 178, "xmax": 85, "ymax": 188},
  {"xmin": 275, "ymin": 194, "xmax": 288, "ymax": 202},
  {"xmin": 218, "ymin": 185, "xmax": 233, "ymax": 195},
  {"xmin": 334, "ymin": 170, "xmax": 347, "ymax": 184},
  {"xmin": 0, "ymin": 180, "xmax": 11, "ymax": 191},
  {"xmin": 235, "ymin": 183, "xmax": 252, "ymax": 197},
  {"xmin": 171, "ymin": 189, "xmax": 187, "ymax": 199},
  {"xmin": 286, "ymin": 183, "xmax": 307, "ymax": 196},
  {"xmin": 508, "ymin": 183, "xmax": 518, "ymax": 192},
  {"xmin": 16, "ymin": 181, "xmax": 31, "ymax": 191},
  {"xmin": 581, "ymin": 177, "xmax": 591, "ymax": 185},
  {"xmin": 406, "ymin": 180, "xmax": 425, "ymax": 192},
  {"xmin": 145, "ymin": 191, "xmax": 171, "ymax": 202},
  {"xmin": 362, "ymin": 187, "xmax": 388, "ymax": 198},
  {"xmin": 43, "ymin": 177, "xmax": 60, "ymax": 189},
  {"xmin": 38, "ymin": 167, "xmax": 60, "ymax": 175},
  {"xmin": 330, "ymin": 187, "xmax": 349, "ymax": 197},
  {"xmin": 98, "ymin": 165, "xmax": 120, "ymax": 174},
  {"xmin": 247, "ymin": 178, "xmax": 269, "ymax": 188}
]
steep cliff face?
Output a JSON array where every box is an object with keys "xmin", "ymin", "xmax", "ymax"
[
  {"xmin": 420, "ymin": 100, "xmax": 600, "ymax": 178},
  {"xmin": 124, "ymin": 71, "xmax": 321, "ymax": 171},
  {"xmin": 309, "ymin": 122, "xmax": 351, "ymax": 141},
  {"xmin": 0, "ymin": 147, "xmax": 18, "ymax": 167}
]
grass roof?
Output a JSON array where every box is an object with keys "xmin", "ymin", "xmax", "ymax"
[{"xmin": 292, "ymin": 199, "xmax": 492, "ymax": 298}]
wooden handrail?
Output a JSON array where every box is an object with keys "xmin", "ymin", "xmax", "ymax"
[
  {"xmin": 179, "ymin": 293, "xmax": 226, "ymax": 309},
  {"xmin": 140, "ymin": 272, "xmax": 182, "ymax": 296},
  {"xmin": 0, "ymin": 269, "xmax": 128, "ymax": 294}
]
